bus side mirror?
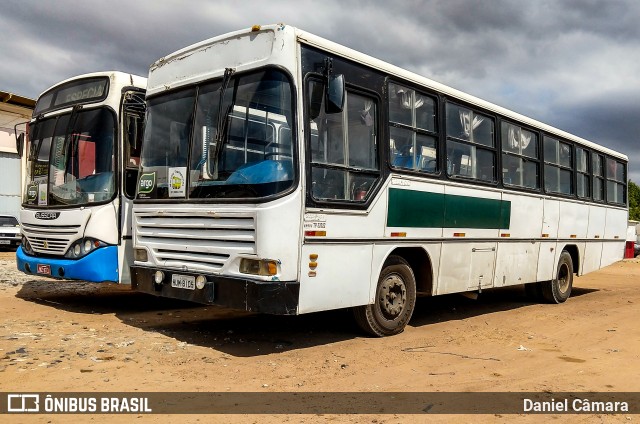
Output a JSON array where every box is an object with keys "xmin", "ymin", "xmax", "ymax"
[
  {"xmin": 16, "ymin": 133, "xmax": 24, "ymax": 158},
  {"xmin": 326, "ymin": 74, "xmax": 345, "ymax": 114}
]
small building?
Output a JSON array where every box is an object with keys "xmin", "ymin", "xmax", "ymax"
[{"xmin": 0, "ymin": 91, "xmax": 35, "ymax": 217}]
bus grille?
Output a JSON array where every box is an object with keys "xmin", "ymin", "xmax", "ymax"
[
  {"xmin": 135, "ymin": 211, "xmax": 256, "ymax": 273},
  {"xmin": 21, "ymin": 223, "xmax": 82, "ymax": 255}
]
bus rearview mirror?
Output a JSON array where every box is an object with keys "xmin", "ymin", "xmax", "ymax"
[
  {"xmin": 326, "ymin": 74, "xmax": 345, "ymax": 114},
  {"xmin": 16, "ymin": 133, "xmax": 24, "ymax": 158}
]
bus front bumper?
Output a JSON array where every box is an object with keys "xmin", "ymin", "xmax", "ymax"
[
  {"xmin": 16, "ymin": 245, "xmax": 119, "ymax": 283},
  {"xmin": 131, "ymin": 266, "xmax": 299, "ymax": 315}
]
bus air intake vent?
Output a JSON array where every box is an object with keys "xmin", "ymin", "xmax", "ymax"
[{"xmin": 135, "ymin": 211, "xmax": 256, "ymax": 273}]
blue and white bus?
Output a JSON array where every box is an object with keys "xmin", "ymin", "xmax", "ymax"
[
  {"xmin": 17, "ymin": 71, "xmax": 146, "ymax": 283},
  {"xmin": 130, "ymin": 25, "xmax": 627, "ymax": 335}
]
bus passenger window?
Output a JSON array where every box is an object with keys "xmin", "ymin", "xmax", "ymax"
[
  {"xmin": 501, "ymin": 122, "xmax": 539, "ymax": 189},
  {"xmin": 445, "ymin": 103, "xmax": 495, "ymax": 182},
  {"xmin": 576, "ymin": 148, "xmax": 590, "ymax": 198},
  {"xmin": 544, "ymin": 136, "xmax": 572, "ymax": 195},
  {"xmin": 606, "ymin": 158, "xmax": 626, "ymax": 204},
  {"xmin": 388, "ymin": 82, "xmax": 437, "ymax": 174}
]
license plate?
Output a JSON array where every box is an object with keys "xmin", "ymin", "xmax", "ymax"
[
  {"xmin": 171, "ymin": 274, "xmax": 195, "ymax": 290},
  {"xmin": 37, "ymin": 264, "xmax": 51, "ymax": 275},
  {"xmin": 0, "ymin": 240, "xmax": 9, "ymax": 244}
]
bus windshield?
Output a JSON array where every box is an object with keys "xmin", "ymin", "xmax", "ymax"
[
  {"xmin": 24, "ymin": 107, "xmax": 117, "ymax": 207},
  {"xmin": 138, "ymin": 68, "xmax": 295, "ymax": 200}
]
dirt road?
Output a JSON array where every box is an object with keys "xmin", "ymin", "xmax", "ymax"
[{"xmin": 1, "ymin": 249, "xmax": 638, "ymax": 423}]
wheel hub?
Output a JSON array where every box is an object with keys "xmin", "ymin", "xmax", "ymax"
[{"xmin": 379, "ymin": 273, "xmax": 407, "ymax": 319}]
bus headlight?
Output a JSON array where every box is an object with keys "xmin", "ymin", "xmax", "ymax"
[
  {"xmin": 65, "ymin": 238, "xmax": 106, "ymax": 258},
  {"xmin": 21, "ymin": 236, "xmax": 34, "ymax": 255},
  {"xmin": 239, "ymin": 258, "xmax": 278, "ymax": 276}
]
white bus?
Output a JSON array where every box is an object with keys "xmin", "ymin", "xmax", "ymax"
[
  {"xmin": 131, "ymin": 25, "xmax": 628, "ymax": 336},
  {"xmin": 16, "ymin": 71, "xmax": 147, "ymax": 284}
]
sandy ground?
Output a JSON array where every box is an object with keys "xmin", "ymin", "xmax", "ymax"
[{"xmin": 0, "ymin": 249, "xmax": 638, "ymax": 423}]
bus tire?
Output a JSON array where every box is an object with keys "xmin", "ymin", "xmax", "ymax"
[
  {"xmin": 541, "ymin": 250, "xmax": 573, "ymax": 304},
  {"xmin": 353, "ymin": 255, "xmax": 416, "ymax": 337}
]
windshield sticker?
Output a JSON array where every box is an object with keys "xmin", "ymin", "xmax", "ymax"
[
  {"xmin": 168, "ymin": 167, "xmax": 187, "ymax": 198},
  {"xmin": 138, "ymin": 172, "xmax": 156, "ymax": 199},
  {"xmin": 38, "ymin": 183, "xmax": 48, "ymax": 206},
  {"xmin": 33, "ymin": 162, "xmax": 47, "ymax": 177},
  {"xmin": 26, "ymin": 184, "xmax": 38, "ymax": 203}
]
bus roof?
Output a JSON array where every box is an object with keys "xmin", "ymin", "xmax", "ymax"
[
  {"xmin": 38, "ymin": 71, "xmax": 147, "ymax": 98},
  {"xmin": 150, "ymin": 24, "xmax": 627, "ymax": 161}
]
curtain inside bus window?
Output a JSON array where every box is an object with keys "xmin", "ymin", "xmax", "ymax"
[
  {"xmin": 389, "ymin": 83, "xmax": 435, "ymax": 131},
  {"xmin": 388, "ymin": 83, "xmax": 412, "ymax": 126},
  {"xmin": 506, "ymin": 125, "xmax": 532, "ymax": 151},
  {"xmin": 501, "ymin": 123, "xmax": 538, "ymax": 189},
  {"xmin": 559, "ymin": 142, "xmax": 572, "ymax": 168},
  {"xmin": 78, "ymin": 137, "xmax": 96, "ymax": 178}
]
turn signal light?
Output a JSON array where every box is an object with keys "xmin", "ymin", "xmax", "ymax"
[
  {"xmin": 239, "ymin": 258, "xmax": 278, "ymax": 276},
  {"xmin": 304, "ymin": 231, "xmax": 326, "ymax": 237},
  {"xmin": 134, "ymin": 248, "xmax": 148, "ymax": 262}
]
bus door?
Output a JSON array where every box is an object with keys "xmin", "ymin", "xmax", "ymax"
[{"xmin": 119, "ymin": 90, "xmax": 145, "ymax": 283}]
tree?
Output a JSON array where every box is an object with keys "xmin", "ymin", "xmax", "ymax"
[{"xmin": 629, "ymin": 180, "xmax": 640, "ymax": 221}]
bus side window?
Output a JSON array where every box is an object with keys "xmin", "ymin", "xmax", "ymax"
[
  {"xmin": 445, "ymin": 103, "xmax": 495, "ymax": 182},
  {"xmin": 501, "ymin": 122, "xmax": 539, "ymax": 189},
  {"xmin": 388, "ymin": 82, "xmax": 438, "ymax": 174},
  {"xmin": 308, "ymin": 79, "xmax": 379, "ymax": 202}
]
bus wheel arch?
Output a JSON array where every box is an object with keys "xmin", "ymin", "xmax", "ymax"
[
  {"xmin": 386, "ymin": 247, "xmax": 434, "ymax": 296},
  {"xmin": 353, "ymin": 255, "xmax": 417, "ymax": 337},
  {"xmin": 561, "ymin": 244, "xmax": 580, "ymax": 275}
]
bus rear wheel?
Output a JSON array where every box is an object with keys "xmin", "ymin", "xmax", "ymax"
[
  {"xmin": 540, "ymin": 250, "xmax": 573, "ymax": 303},
  {"xmin": 353, "ymin": 255, "xmax": 416, "ymax": 337}
]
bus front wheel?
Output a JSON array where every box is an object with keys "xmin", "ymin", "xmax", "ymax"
[
  {"xmin": 540, "ymin": 250, "xmax": 573, "ymax": 304},
  {"xmin": 353, "ymin": 255, "xmax": 416, "ymax": 337}
]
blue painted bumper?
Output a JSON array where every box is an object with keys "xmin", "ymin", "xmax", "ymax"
[{"xmin": 16, "ymin": 245, "xmax": 119, "ymax": 283}]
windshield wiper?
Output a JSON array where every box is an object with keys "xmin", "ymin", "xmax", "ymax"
[
  {"xmin": 63, "ymin": 105, "xmax": 83, "ymax": 177},
  {"xmin": 49, "ymin": 191, "xmax": 73, "ymax": 206},
  {"xmin": 212, "ymin": 67, "xmax": 236, "ymax": 179}
]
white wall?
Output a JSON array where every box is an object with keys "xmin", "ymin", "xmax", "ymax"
[{"xmin": 0, "ymin": 102, "xmax": 32, "ymax": 217}]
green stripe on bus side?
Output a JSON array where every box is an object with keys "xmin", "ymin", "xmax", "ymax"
[{"xmin": 387, "ymin": 188, "xmax": 511, "ymax": 229}]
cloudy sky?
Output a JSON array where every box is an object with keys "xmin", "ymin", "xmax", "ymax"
[{"xmin": 2, "ymin": 0, "xmax": 638, "ymax": 181}]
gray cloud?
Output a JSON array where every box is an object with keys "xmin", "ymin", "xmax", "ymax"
[{"xmin": 1, "ymin": 0, "xmax": 638, "ymax": 180}]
